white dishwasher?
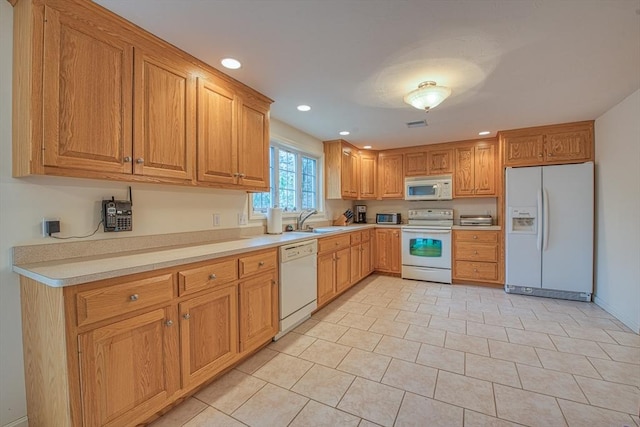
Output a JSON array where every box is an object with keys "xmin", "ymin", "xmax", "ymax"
[{"xmin": 275, "ymin": 239, "xmax": 318, "ymax": 340}]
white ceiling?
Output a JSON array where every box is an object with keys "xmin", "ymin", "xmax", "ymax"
[{"xmin": 96, "ymin": 0, "xmax": 640, "ymax": 150}]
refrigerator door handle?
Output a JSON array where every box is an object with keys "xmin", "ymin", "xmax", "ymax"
[
  {"xmin": 543, "ymin": 188, "xmax": 550, "ymax": 250},
  {"xmin": 536, "ymin": 189, "xmax": 543, "ymax": 250}
]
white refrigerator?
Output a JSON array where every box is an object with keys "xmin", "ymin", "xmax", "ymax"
[{"xmin": 505, "ymin": 162, "xmax": 594, "ymax": 301}]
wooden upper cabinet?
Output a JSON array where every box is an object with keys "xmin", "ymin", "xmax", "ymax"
[
  {"xmin": 196, "ymin": 77, "xmax": 238, "ymax": 185},
  {"xmin": 454, "ymin": 140, "xmax": 497, "ymax": 198},
  {"xmin": 358, "ymin": 151, "xmax": 377, "ymax": 199},
  {"xmin": 404, "ymin": 151, "xmax": 428, "ymax": 176},
  {"xmin": 324, "ymin": 140, "xmax": 359, "ymax": 199},
  {"xmin": 378, "ymin": 153, "xmax": 404, "ymax": 199},
  {"xmin": 42, "ymin": 5, "xmax": 133, "ymax": 175},
  {"xmin": 501, "ymin": 121, "xmax": 594, "ymax": 167},
  {"xmin": 427, "ymin": 148, "xmax": 454, "ymax": 175},
  {"xmin": 13, "ymin": 0, "xmax": 272, "ymax": 190},
  {"xmin": 133, "ymin": 49, "xmax": 195, "ymax": 181},
  {"xmin": 237, "ymin": 96, "xmax": 270, "ymax": 189}
]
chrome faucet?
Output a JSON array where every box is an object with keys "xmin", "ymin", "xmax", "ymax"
[{"xmin": 298, "ymin": 209, "xmax": 318, "ymax": 230}]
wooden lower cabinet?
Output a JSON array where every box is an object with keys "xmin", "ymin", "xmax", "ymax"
[
  {"xmin": 239, "ymin": 270, "xmax": 278, "ymax": 352},
  {"xmin": 317, "ymin": 247, "xmax": 351, "ymax": 307},
  {"xmin": 350, "ymin": 230, "xmax": 374, "ymax": 284},
  {"xmin": 452, "ymin": 230, "xmax": 502, "ymax": 284},
  {"xmin": 179, "ymin": 285, "xmax": 238, "ymax": 388},
  {"xmin": 19, "ymin": 248, "xmax": 279, "ymax": 427},
  {"xmin": 374, "ymin": 228, "xmax": 401, "ymax": 274},
  {"xmin": 78, "ymin": 307, "xmax": 180, "ymax": 427}
]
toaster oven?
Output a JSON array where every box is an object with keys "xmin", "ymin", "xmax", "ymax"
[{"xmin": 376, "ymin": 213, "xmax": 402, "ymax": 224}]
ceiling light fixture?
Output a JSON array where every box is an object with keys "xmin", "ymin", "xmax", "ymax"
[
  {"xmin": 220, "ymin": 58, "xmax": 241, "ymax": 69},
  {"xmin": 404, "ymin": 81, "xmax": 451, "ymax": 112},
  {"xmin": 363, "ymin": 145, "xmax": 372, "ymax": 149},
  {"xmin": 297, "ymin": 105, "xmax": 311, "ymax": 112},
  {"xmin": 339, "ymin": 131, "xmax": 350, "ymax": 136},
  {"xmin": 478, "ymin": 131, "xmax": 491, "ymax": 136}
]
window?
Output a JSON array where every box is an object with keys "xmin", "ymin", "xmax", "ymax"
[{"xmin": 251, "ymin": 144, "xmax": 319, "ymax": 214}]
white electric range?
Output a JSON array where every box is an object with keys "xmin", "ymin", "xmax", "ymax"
[{"xmin": 401, "ymin": 208, "xmax": 453, "ymax": 284}]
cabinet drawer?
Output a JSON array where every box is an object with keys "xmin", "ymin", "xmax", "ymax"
[
  {"xmin": 350, "ymin": 232, "xmax": 362, "ymax": 245},
  {"xmin": 239, "ymin": 249, "xmax": 277, "ymax": 278},
  {"xmin": 454, "ymin": 230, "xmax": 499, "ymax": 243},
  {"xmin": 455, "ymin": 243, "xmax": 498, "ymax": 262},
  {"xmin": 361, "ymin": 230, "xmax": 371, "ymax": 242},
  {"xmin": 318, "ymin": 234, "xmax": 351, "ymax": 254},
  {"xmin": 76, "ymin": 273, "xmax": 174, "ymax": 326},
  {"xmin": 178, "ymin": 258, "xmax": 238, "ymax": 296},
  {"xmin": 454, "ymin": 261, "xmax": 498, "ymax": 281}
]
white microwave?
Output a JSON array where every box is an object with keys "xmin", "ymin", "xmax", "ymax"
[{"xmin": 405, "ymin": 176, "xmax": 453, "ymax": 201}]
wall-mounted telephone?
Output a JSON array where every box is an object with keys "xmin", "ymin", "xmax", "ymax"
[{"xmin": 102, "ymin": 199, "xmax": 133, "ymax": 232}]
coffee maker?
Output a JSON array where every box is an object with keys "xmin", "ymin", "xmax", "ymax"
[{"xmin": 355, "ymin": 205, "xmax": 367, "ymax": 223}]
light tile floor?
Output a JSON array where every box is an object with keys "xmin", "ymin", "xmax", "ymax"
[{"xmin": 151, "ymin": 275, "xmax": 640, "ymax": 427}]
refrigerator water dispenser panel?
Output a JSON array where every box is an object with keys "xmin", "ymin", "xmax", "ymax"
[{"xmin": 509, "ymin": 207, "xmax": 537, "ymax": 234}]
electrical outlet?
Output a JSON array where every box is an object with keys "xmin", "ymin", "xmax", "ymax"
[
  {"xmin": 212, "ymin": 213, "xmax": 221, "ymax": 227},
  {"xmin": 42, "ymin": 218, "xmax": 61, "ymax": 237},
  {"xmin": 237, "ymin": 212, "xmax": 248, "ymax": 225}
]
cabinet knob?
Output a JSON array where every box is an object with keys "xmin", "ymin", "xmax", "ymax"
[
  {"xmin": 123, "ymin": 156, "xmax": 132, "ymax": 162},
  {"xmin": 136, "ymin": 158, "xmax": 144, "ymax": 164},
  {"xmin": 183, "ymin": 313, "xmax": 191, "ymax": 320},
  {"xmin": 233, "ymin": 173, "xmax": 240, "ymax": 177},
  {"xmin": 548, "ymin": 153, "xmax": 554, "ymax": 157},
  {"xmin": 209, "ymin": 273, "xmax": 217, "ymax": 280},
  {"xmin": 165, "ymin": 319, "xmax": 173, "ymax": 327},
  {"xmin": 129, "ymin": 294, "xmax": 139, "ymax": 301},
  {"xmin": 474, "ymin": 250, "xmax": 478, "ymax": 255},
  {"xmin": 258, "ymin": 261, "xmax": 265, "ymax": 267},
  {"xmin": 473, "ymin": 235, "xmax": 478, "ymax": 239},
  {"xmin": 473, "ymin": 268, "xmax": 478, "ymax": 272},
  {"xmin": 538, "ymin": 153, "xmax": 543, "ymax": 157},
  {"xmin": 238, "ymin": 173, "xmax": 246, "ymax": 178}
]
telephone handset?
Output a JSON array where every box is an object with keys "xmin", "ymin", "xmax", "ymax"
[{"xmin": 102, "ymin": 199, "xmax": 133, "ymax": 232}]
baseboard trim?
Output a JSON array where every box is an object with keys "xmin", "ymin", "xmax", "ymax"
[
  {"xmin": 3, "ymin": 416, "xmax": 28, "ymax": 427},
  {"xmin": 594, "ymin": 296, "xmax": 640, "ymax": 334}
]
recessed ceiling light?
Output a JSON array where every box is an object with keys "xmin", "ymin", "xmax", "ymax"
[
  {"xmin": 339, "ymin": 131, "xmax": 350, "ymax": 136},
  {"xmin": 221, "ymin": 58, "xmax": 241, "ymax": 69},
  {"xmin": 297, "ymin": 105, "xmax": 311, "ymax": 112},
  {"xmin": 363, "ymin": 145, "xmax": 372, "ymax": 149},
  {"xmin": 478, "ymin": 131, "xmax": 491, "ymax": 136}
]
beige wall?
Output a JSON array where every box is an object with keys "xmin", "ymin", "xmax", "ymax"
[{"xmin": 594, "ymin": 89, "xmax": 640, "ymax": 333}]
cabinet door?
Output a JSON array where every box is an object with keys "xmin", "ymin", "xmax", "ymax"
[
  {"xmin": 359, "ymin": 151, "xmax": 377, "ymax": 199},
  {"xmin": 134, "ymin": 50, "xmax": 195, "ymax": 181},
  {"xmin": 350, "ymin": 245, "xmax": 361, "ymax": 285},
  {"xmin": 42, "ymin": 6, "xmax": 133, "ymax": 174},
  {"xmin": 474, "ymin": 143, "xmax": 496, "ymax": 196},
  {"xmin": 179, "ymin": 285, "xmax": 238, "ymax": 388},
  {"xmin": 196, "ymin": 76, "xmax": 238, "ymax": 184},
  {"xmin": 404, "ymin": 152, "xmax": 428, "ymax": 176},
  {"xmin": 390, "ymin": 230, "xmax": 401, "ymax": 273},
  {"xmin": 335, "ymin": 247, "xmax": 351, "ymax": 293},
  {"xmin": 239, "ymin": 271, "xmax": 278, "ymax": 352},
  {"xmin": 78, "ymin": 308, "xmax": 179, "ymax": 427},
  {"xmin": 503, "ymin": 134, "xmax": 544, "ymax": 167},
  {"xmin": 378, "ymin": 153, "xmax": 404, "ymax": 198},
  {"xmin": 317, "ymin": 252, "xmax": 336, "ymax": 307},
  {"xmin": 341, "ymin": 150, "xmax": 359, "ymax": 198},
  {"xmin": 454, "ymin": 146, "xmax": 475, "ymax": 197},
  {"xmin": 427, "ymin": 148, "xmax": 453, "ymax": 175},
  {"xmin": 237, "ymin": 97, "xmax": 270, "ymax": 189},
  {"xmin": 361, "ymin": 239, "xmax": 372, "ymax": 277},
  {"xmin": 544, "ymin": 129, "xmax": 592, "ymax": 163}
]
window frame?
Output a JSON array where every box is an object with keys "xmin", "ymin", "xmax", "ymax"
[{"xmin": 249, "ymin": 141, "xmax": 323, "ymax": 219}]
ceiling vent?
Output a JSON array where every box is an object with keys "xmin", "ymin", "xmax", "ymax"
[{"xmin": 406, "ymin": 119, "xmax": 428, "ymax": 128}]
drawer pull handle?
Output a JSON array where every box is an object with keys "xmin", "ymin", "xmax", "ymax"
[
  {"xmin": 209, "ymin": 274, "xmax": 217, "ymax": 280},
  {"xmin": 258, "ymin": 261, "xmax": 265, "ymax": 266},
  {"xmin": 165, "ymin": 320, "xmax": 173, "ymax": 327},
  {"xmin": 130, "ymin": 294, "xmax": 139, "ymax": 301},
  {"xmin": 183, "ymin": 313, "xmax": 191, "ymax": 320}
]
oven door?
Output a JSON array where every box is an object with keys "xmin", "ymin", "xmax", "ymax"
[{"xmin": 401, "ymin": 227, "xmax": 452, "ymax": 269}]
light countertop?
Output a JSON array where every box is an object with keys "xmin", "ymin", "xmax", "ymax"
[{"xmin": 13, "ymin": 224, "xmax": 375, "ymax": 287}]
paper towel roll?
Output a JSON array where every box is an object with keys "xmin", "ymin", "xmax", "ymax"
[{"xmin": 266, "ymin": 207, "xmax": 283, "ymax": 234}]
